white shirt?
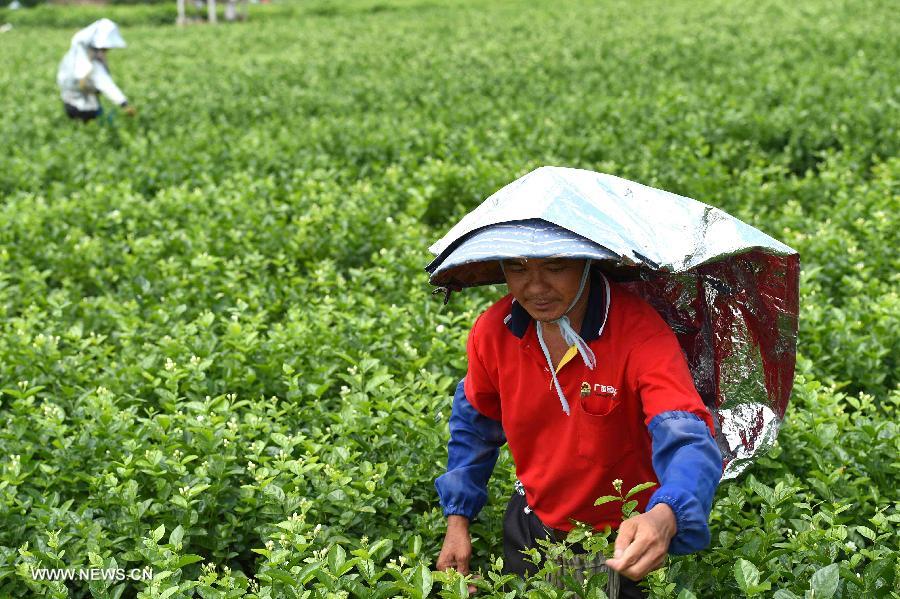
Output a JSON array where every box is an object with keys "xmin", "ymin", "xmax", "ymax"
[
  {"xmin": 59, "ymin": 59, "xmax": 127, "ymax": 111},
  {"xmin": 56, "ymin": 19, "xmax": 128, "ymax": 112}
]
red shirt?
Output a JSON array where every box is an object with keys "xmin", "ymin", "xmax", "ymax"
[{"xmin": 464, "ymin": 275, "xmax": 714, "ymax": 531}]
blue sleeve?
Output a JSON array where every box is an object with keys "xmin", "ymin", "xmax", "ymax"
[
  {"xmin": 645, "ymin": 410, "xmax": 723, "ymax": 555},
  {"xmin": 434, "ymin": 379, "xmax": 506, "ymax": 520}
]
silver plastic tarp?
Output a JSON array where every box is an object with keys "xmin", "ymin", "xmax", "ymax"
[{"xmin": 426, "ymin": 166, "xmax": 800, "ymax": 479}]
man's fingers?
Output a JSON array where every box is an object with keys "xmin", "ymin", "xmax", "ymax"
[
  {"xmin": 607, "ymin": 526, "xmax": 651, "ymax": 573},
  {"xmin": 615, "ymin": 551, "xmax": 666, "ymax": 581},
  {"xmin": 437, "ymin": 552, "xmax": 470, "ymax": 574},
  {"xmin": 611, "ymin": 520, "xmax": 644, "ymax": 565},
  {"xmin": 467, "ymin": 574, "xmax": 482, "ymax": 595},
  {"xmin": 606, "ymin": 510, "xmax": 676, "ymax": 581},
  {"xmin": 607, "ymin": 523, "xmax": 669, "ymax": 580},
  {"xmin": 613, "ymin": 519, "xmax": 636, "ymax": 559},
  {"xmin": 438, "ymin": 559, "xmax": 466, "ymax": 573},
  {"xmin": 438, "ymin": 556, "xmax": 475, "ymax": 594},
  {"xmin": 454, "ymin": 549, "xmax": 471, "ymax": 574},
  {"xmin": 606, "ymin": 541, "xmax": 642, "ymax": 573}
]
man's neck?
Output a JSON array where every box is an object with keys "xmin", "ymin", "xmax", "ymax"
[{"xmin": 541, "ymin": 278, "xmax": 591, "ymax": 339}]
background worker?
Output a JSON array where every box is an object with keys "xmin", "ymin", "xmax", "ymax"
[
  {"xmin": 433, "ymin": 221, "xmax": 723, "ymax": 598},
  {"xmin": 57, "ymin": 18, "xmax": 136, "ymax": 122}
]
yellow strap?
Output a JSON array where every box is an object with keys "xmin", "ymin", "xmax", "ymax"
[
  {"xmin": 549, "ymin": 345, "xmax": 579, "ymax": 392},
  {"xmin": 556, "ymin": 345, "xmax": 578, "ymax": 373}
]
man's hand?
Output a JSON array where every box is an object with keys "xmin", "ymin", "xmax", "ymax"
[
  {"xmin": 605, "ymin": 503, "xmax": 677, "ymax": 580},
  {"xmin": 123, "ymin": 105, "xmax": 137, "ymax": 117},
  {"xmin": 436, "ymin": 515, "xmax": 476, "ymax": 593}
]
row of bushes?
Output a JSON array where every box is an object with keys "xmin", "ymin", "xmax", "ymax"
[
  {"xmin": 0, "ymin": 3, "xmax": 301, "ymax": 27},
  {"xmin": 0, "ymin": 0, "xmax": 449, "ymax": 28}
]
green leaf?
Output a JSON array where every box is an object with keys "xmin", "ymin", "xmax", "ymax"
[
  {"xmin": 152, "ymin": 524, "xmax": 166, "ymax": 543},
  {"xmin": 810, "ymin": 563, "xmax": 839, "ymax": 599},
  {"xmin": 565, "ymin": 527, "xmax": 588, "ymax": 544},
  {"xmin": 748, "ymin": 476, "xmax": 775, "ymax": 506},
  {"xmin": 365, "ymin": 373, "xmax": 393, "ymax": 394},
  {"xmin": 169, "ymin": 525, "xmax": 184, "ymax": 548},
  {"xmin": 173, "ymin": 554, "xmax": 204, "ymax": 569},
  {"xmin": 265, "ymin": 568, "xmax": 298, "ymax": 586},
  {"xmin": 370, "ymin": 582, "xmax": 403, "ymax": 599},
  {"xmin": 342, "ymin": 578, "xmax": 367, "ymax": 597},
  {"xmin": 271, "ymin": 432, "xmax": 293, "ymax": 448},
  {"xmin": 624, "ymin": 482, "xmax": 657, "ymax": 499},
  {"xmin": 327, "ymin": 544, "xmax": 346, "ymax": 573},
  {"xmin": 856, "ymin": 526, "xmax": 876, "ymax": 541},
  {"xmin": 370, "ymin": 539, "xmax": 393, "ymax": 562},
  {"xmin": 263, "ymin": 484, "xmax": 285, "ymax": 503},
  {"xmin": 773, "ymin": 590, "xmax": 800, "ymax": 599},
  {"xmin": 734, "ymin": 559, "xmax": 760, "ymax": 594},
  {"xmin": 356, "ymin": 558, "xmax": 375, "ymax": 580},
  {"xmin": 410, "ymin": 563, "xmax": 433, "ymax": 599},
  {"xmin": 294, "ymin": 561, "xmax": 322, "ymax": 584},
  {"xmin": 409, "ymin": 535, "xmax": 422, "ymax": 558},
  {"xmin": 453, "ymin": 575, "xmax": 468, "ymax": 599},
  {"xmin": 594, "ymin": 495, "xmax": 620, "ymax": 506}
]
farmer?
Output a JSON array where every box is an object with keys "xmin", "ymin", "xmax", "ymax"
[
  {"xmin": 57, "ymin": 19, "xmax": 136, "ymax": 122},
  {"xmin": 433, "ymin": 220, "xmax": 723, "ymax": 598}
]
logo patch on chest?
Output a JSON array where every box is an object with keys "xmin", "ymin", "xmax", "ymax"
[
  {"xmin": 594, "ymin": 384, "xmax": 618, "ymax": 397},
  {"xmin": 581, "ymin": 382, "xmax": 618, "ymax": 398}
]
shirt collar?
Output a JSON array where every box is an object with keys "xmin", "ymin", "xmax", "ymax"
[{"xmin": 505, "ymin": 271, "xmax": 610, "ymax": 342}]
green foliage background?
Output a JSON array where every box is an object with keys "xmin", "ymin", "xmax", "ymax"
[{"xmin": 0, "ymin": 0, "xmax": 897, "ymax": 597}]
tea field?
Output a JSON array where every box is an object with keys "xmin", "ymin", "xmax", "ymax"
[{"xmin": 0, "ymin": 0, "xmax": 897, "ymax": 596}]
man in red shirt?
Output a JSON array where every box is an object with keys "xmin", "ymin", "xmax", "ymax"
[{"xmin": 434, "ymin": 220, "xmax": 722, "ymax": 597}]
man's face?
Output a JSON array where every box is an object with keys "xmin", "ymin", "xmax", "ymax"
[{"xmin": 501, "ymin": 257, "xmax": 587, "ymax": 322}]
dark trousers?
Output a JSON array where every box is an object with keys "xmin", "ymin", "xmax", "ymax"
[
  {"xmin": 64, "ymin": 103, "xmax": 102, "ymax": 122},
  {"xmin": 502, "ymin": 492, "xmax": 647, "ymax": 598}
]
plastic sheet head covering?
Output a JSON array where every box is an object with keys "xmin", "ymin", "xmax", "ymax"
[
  {"xmin": 426, "ymin": 166, "xmax": 800, "ymax": 479},
  {"xmin": 433, "ymin": 219, "xmax": 617, "ymax": 287},
  {"xmin": 76, "ymin": 18, "xmax": 127, "ymax": 50},
  {"xmin": 57, "ymin": 19, "xmax": 126, "ymax": 88}
]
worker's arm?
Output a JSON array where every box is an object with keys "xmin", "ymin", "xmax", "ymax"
[
  {"xmin": 91, "ymin": 62, "xmax": 128, "ymax": 108},
  {"xmin": 606, "ymin": 411, "xmax": 722, "ymax": 580},
  {"xmin": 644, "ymin": 411, "xmax": 722, "ymax": 554},
  {"xmin": 625, "ymin": 322, "xmax": 723, "ymax": 554},
  {"xmin": 434, "ymin": 379, "xmax": 506, "ymax": 521},
  {"xmin": 435, "ymin": 379, "xmax": 505, "ymax": 576},
  {"xmin": 608, "ymin": 320, "xmax": 723, "ymax": 580}
]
